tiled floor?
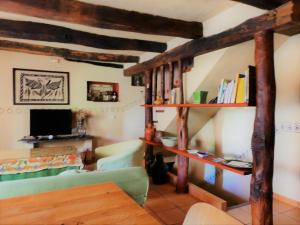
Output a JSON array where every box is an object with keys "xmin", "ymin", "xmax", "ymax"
[
  {"xmin": 145, "ymin": 182, "xmax": 300, "ymax": 225},
  {"xmin": 227, "ymin": 200, "xmax": 300, "ymax": 225},
  {"xmin": 145, "ymin": 182, "xmax": 200, "ymax": 225}
]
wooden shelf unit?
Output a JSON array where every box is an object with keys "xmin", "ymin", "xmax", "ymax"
[
  {"xmin": 143, "ymin": 103, "xmax": 250, "ymax": 108},
  {"xmin": 141, "ymin": 138, "xmax": 252, "ymax": 176}
]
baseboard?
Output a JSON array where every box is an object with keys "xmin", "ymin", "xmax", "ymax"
[
  {"xmin": 274, "ymin": 193, "xmax": 300, "ymax": 208},
  {"xmin": 167, "ymin": 172, "xmax": 227, "ymax": 211}
]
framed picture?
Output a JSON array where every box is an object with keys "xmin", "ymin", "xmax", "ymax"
[
  {"xmin": 87, "ymin": 81, "xmax": 119, "ymax": 102},
  {"xmin": 131, "ymin": 74, "xmax": 145, "ymax": 86},
  {"xmin": 13, "ymin": 68, "xmax": 70, "ymax": 105}
]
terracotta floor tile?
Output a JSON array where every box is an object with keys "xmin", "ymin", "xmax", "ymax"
[
  {"xmin": 273, "ymin": 213, "xmax": 299, "ymax": 225},
  {"xmin": 273, "ymin": 200, "xmax": 294, "ymax": 213},
  {"xmin": 151, "ymin": 183, "xmax": 176, "ymax": 194},
  {"xmin": 156, "ymin": 208, "xmax": 186, "ymax": 225},
  {"xmin": 148, "ymin": 189, "xmax": 162, "ymax": 198},
  {"xmin": 238, "ymin": 204, "xmax": 251, "ymax": 214},
  {"xmin": 145, "ymin": 207, "xmax": 165, "ymax": 225},
  {"xmin": 228, "ymin": 208, "xmax": 252, "ymax": 224},
  {"xmin": 165, "ymin": 194, "xmax": 199, "ymax": 207},
  {"xmin": 282, "ymin": 208, "xmax": 300, "ymax": 222},
  {"xmin": 145, "ymin": 197, "xmax": 177, "ymax": 212},
  {"xmin": 179, "ymin": 204, "xmax": 193, "ymax": 213}
]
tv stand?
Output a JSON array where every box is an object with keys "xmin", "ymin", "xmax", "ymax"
[{"xmin": 20, "ymin": 135, "xmax": 93, "ymax": 148}]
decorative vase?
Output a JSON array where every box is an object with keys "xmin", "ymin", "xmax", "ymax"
[
  {"xmin": 76, "ymin": 119, "xmax": 86, "ymax": 136},
  {"xmin": 150, "ymin": 152, "xmax": 168, "ymax": 185},
  {"xmin": 145, "ymin": 123, "xmax": 155, "ymax": 141}
]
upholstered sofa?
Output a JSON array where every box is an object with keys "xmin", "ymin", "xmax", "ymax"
[
  {"xmin": 0, "ymin": 167, "xmax": 148, "ymax": 205},
  {"xmin": 95, "ymin": 139, "xmax": 144, "ymax": 171}
]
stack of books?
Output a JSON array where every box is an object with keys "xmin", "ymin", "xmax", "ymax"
[{"xmin": 217, "ymin": 66, "xmax": 256, "ymax": 104}]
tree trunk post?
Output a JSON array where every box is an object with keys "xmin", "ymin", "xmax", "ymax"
[
  {"xmin": 145, "ymin": 70, "xmax": 154, "ymax": 174},
  {"xmin": 176, "ymin": 107, "xmax": 190, "ymax": 193},
  {"xmin": 175, "ymin": 60, "xmax": 189, "ymax": 193},
  {"xmin": 251, "ymin": 30, "xmax": 276, "ymax": 225}
]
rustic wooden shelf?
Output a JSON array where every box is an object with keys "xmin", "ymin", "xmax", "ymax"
[
  {"xmin": 141, "ymin": 138, "xmax": 252, "ymax": 176},
  {"xmin": 143, "ymin": 103, "xmax": 251, "ymax": 108}
]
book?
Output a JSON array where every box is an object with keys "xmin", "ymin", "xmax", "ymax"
[
  {"xmin": 236, "ymin": 75, "xmax": 246, "ymax": 103},
  {"xmin": 219, "ymin": 79, "xmax": 230, "ymax": 103},
  {"xmin": 217, "ymin": 79, "xmax": 225, "ymax": 103},
  {"xmin": 225, "ymin": 80, "xmax": 235, "ymax": 103},
  {"xmin": 245, "ymin": 69, "xmax": 249, "ymax": 103},
  {"xmin": 248, "ymin": 66, "xmax": 256, "ymax": 106},
  {"xmin": 231, "ymin": 74, "xmax": 239, "ymax": 103}
]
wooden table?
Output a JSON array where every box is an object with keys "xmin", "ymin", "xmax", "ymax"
[{"xmin": 0, "ymin": 182, "xmax": 161, "ymax": 225}]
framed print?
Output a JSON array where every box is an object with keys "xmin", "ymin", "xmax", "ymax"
[
  {"xmin": 13, "ymin": 68, "xmax": 70, "ymax": 105},
  {"xmin": 87, "ymin": 81, "xmax": 119, "ymax": 102},
  {"xmin": 131, "ymin": 74, "xmax": 145, "ymax": 86}
]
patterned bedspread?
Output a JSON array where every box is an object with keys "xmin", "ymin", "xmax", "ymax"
[{"xmin": 0, "ymin": 154, "xmax": 83, "ymax": 175}]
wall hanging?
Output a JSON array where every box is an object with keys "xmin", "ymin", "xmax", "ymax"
[{"xmin": 13, "ymin": 68, "xmax": 69, "ymax": 105}]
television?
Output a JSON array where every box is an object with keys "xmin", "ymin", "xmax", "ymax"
[{"xmin": 30, "ymin": 109, "xmax": 72, "ymax": 136}]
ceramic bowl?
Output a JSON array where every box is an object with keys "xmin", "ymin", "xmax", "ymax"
[{"xmin": 161, "ymin": 136, "xmax": 178, "ymax": 147}]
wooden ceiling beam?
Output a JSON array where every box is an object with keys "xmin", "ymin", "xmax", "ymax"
[
  {"xmin": 64, "ymin": 58, "xmax": 124, "ymax": 69},
  {"xmin": 0, "ymin": 0, "xmax": 203, "ymax": 39},
  {"xmin": 232, "ymin": 0, "xmax": 288, "ymax": 10},
  {"xmin": 124, "ymin": 1, "xmax": 300, "ymax": 76},
  {"xmin": 0, "ymin": 19, "xmax": 166, "ymax": 53},
  {"xmin": 0, "ymin": 39, "xmax": 139, "ymax": 63}
]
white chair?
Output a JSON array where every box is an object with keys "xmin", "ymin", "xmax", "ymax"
[{"xmin": 183, "ymin": 203, "xmax": 243, "ymax": 225}]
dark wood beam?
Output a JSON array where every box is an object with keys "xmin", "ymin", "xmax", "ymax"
[
  {"xmin": 232, "ymin": 0, "xmax": 288, "ymax": 9},
  {"xmin": 64, "ymin": 58, "xmax": 124, "ymax": 69},
  {"xmin": 0, "ymin": 0, "xmax": 203, "ymax": 39},
  {"xmin": 0, "ymin": 19, "xmax": 167, "ymax": 53},
  {"xmin": 124, "ymin": 1, "xmax": 300, "ymax": 76},
  {"xmin": 251, "ymin": 30, "xmax": 275, "ymax": 225},
  {"xmin": 0, "ymin": 39, "xmax": 139, "ymax": 63}
]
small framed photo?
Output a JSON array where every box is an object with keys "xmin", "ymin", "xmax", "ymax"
[
  {"xmin": 131, "ymin": 74, "xmax": 145, "ymax": 86},
  {"xmin": 87, "ymin": 81, "xmax": 119, "ymax": 102},
  {"xmin": 13, "ymin": 68, "xmax": 70, "ymax": 105}
]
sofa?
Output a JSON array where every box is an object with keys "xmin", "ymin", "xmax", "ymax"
[
  {"xmin": 95, "ymin": 139, "xmax": 144, "ymax": 171},
  {"xmin": 0, "ymin": 167, "xmax": 148, "ymax": 205}
]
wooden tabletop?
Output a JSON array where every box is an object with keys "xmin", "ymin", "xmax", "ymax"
[{"xmin": 0, "ymin": 182, "xmax": 161, "ymax": 225}]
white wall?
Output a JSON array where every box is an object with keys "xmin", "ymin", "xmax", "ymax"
[{"xmin": 0, "ymin": 51, "xmax": 144, "ymax": 150}]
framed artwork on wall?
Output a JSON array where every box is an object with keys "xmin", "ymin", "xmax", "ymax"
[
  {"xmin": 87, "ymin": 81, "xmax": 119, "ymax": 102},
  {"xmin": 131, "ymin": 74, "xmax": 144, "ymax": 86},
  {"xmin": 13, "ymin": 68, "xmax": 70, "ymax": 105}
]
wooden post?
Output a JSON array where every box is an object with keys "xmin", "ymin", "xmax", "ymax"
[
  {"xmin": 251, "ymin": 30, "xmax": 276, "ymax": 225},
  {"xmin": 176, "ymin": 107, "xmax": 189, "ymax": 193},
  {"xmin": 145, "ymin": 70, "xmax": 154, "ymax": 174},
  {"xmin": 175, "ymin": 60, "xmax": 189, "ymax": 193},
  {"xmin": 160, "ymin": 65, "xmax": 165, "ymax": 103},
  {"xmin": 153, "ymin": 68, "xmax": 158, "ymax": 102}
]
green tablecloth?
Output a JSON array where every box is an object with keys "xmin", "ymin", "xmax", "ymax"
[{"xmin": 0, "ymin": 166, "xmax": 79, "ymax": 181}]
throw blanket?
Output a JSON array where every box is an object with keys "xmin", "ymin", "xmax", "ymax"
[{"xmin": 0, "ymin": 154, "xmax": 83, "ymax": 175}]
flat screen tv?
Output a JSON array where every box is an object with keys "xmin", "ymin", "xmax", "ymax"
[{"xmin": 30, "ymin": 109, "xmax": 72, "ymax": 136}]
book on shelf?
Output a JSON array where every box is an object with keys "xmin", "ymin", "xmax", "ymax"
[
  {"xmin": 236, "ymin": 74, "xmax": 245, "ymax": 103},
  {"xmin": 217, "ymin": 66, "xmax": 256, "ymax": 105}
]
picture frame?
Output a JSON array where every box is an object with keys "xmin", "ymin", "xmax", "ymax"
[
  {"xmin": 87, "ymin": 81, "xmax": 119, "ymax": 102},
  {"xmin": 131, "ymin": 74, "xmax": 145, "ymax": 86},
  {"xmin": 13, "ymin": 68, "xmax": 70, "ymax": 105}
]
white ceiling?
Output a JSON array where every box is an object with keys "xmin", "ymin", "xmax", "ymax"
[{"xmin": 0, "ymin": 0, "xmax": 236, "ymax": 58}]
